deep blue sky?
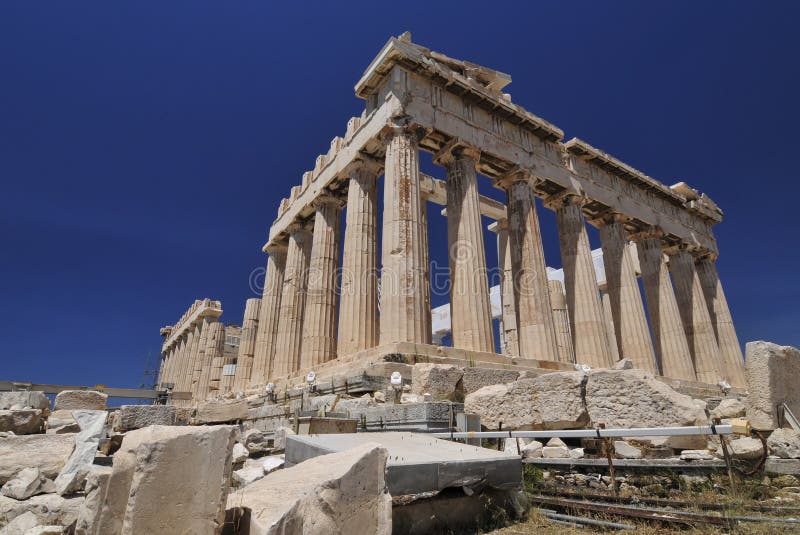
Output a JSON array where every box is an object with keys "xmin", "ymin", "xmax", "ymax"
[{"xmin": 2, "ymin": 2, "xmax": 798, "ymax": 389}]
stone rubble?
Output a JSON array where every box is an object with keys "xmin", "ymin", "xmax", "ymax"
[
  {"xmin": 53, "ymin": 410, "xmax": 107, "ymax": 496},
  {"xmin": 767, "ymin": 428, "xmax": 800, "ymax": 459},
  {"xmin": 0, "ymin": 410, "xmax": 43, "ymax": 435},
  {"xmin": 53, "ymin": 391, "xmax": 108, "ymax": 412}
]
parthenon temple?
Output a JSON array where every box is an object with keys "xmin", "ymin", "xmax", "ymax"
[{"xmin": 157, "ymin": 33, "xmax": 747, "ymax": 403}]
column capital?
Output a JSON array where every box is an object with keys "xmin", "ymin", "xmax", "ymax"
[
  {"xmin": 379, "ymin": 118, "xmax": 425, "ymax": 144},
  {"xmin": 543, "ymin": 190, "xmax": 588, "ymax": 211},
  {"xmin": 345, "ymin": 156, "xmax": 383, "ymax": 179},
  {"xmin": 493, "ymin": 166, "xmax": 536, "ymax": 191},
  {"xmin": 312, "ymin": 193, "xmax": 345, "ymax": 211},
  {"xmin": 664, "ymin": 242, "xmax": 700, "ymax": 258},
  {"xmin": 590, "ymin": 209, "xmax": 631, "ymax": 227},
  {"xmin": 487, "ymin": 218, "xmax": 509, "ymax": 233},
  {"xmin": 629, "ymin": 226, "xmax": 665, "ymax": 243},
  {"xmin": 286, "ymin": 221, "xmax": 313, "ymax": 238},
  {"xmin": 264, "ymin": 241, "xmax": 288, "ymax": 256},
  {"xmin": 432, "ymin": 138, "xmax": 481, "ymax": 167}
]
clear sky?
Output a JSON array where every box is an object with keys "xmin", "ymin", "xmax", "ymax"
[{"xmin": 1, "ymin": 1, "xmax": 798, "ymax": 389}]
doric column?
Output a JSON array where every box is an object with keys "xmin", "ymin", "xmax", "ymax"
[
  {"xmin": 598, "ymin": 215, "xmax": 657, "ymax": 372},
  {"xmin": 436, "ymin": 144, "xmax": 494, "ymax": 353},
  {"xmin": 548, "ymin": 279, "xmax": 575, "ymax": 363},
  {"xmin": 634, "ymin": 231, "xmax": 696, "ymax": 381},
  {"xmin": 338, "ymin": 161, "xmax": 379, "ymax": 356},
  {"xmin": 301, "ymin": 196, "xmax": 344, "ymax": 369},
  {"xmin": 176, "ymin": 330, "xmax": 195, "ymax": 395},
  {"xmin": 490, "ymin": 219, "xmax": 519, "ymax": 356},
  {"xmin": 599, "ymin": 287, "xmax": 621, "ymax": 362},
  {"xmin": 234, "ymin": 298, "xmax": 262, "ymax": 391},
  {"xmin": 251, "ymin": 243, "xmax": 287, "ymax": 387},
  {"xmin": 273, "ymin": 223, "xmax": 313, "ymax": 376},
  {"xmin": 198, "ymin": 321, "xmax": 224, "ymax": 400},
  {"xmin": 549, "ymin": 193, "xmax": 613, "ymax": 368},
  {"xmin": 220, "ymin": 331, "xmax": 237, "ymax": 393},
  {"xmin": 379, "ymin": 124, "xmax": 431, "ymax": 345},
  {"xmin": 159, "ymin": 346, "xmax": 172, "ymax": 387},
  {"xmin": 695, "ymin": 255, "xmax": 746, "ymax": 388},
  {"xmin": 668, "ymin": 246, "xmax": 725, "ymax": 384},
  {"xmin": 420, "ymin": 193, "xmax": 433, "ymax": 343},
  {"xmin": 189, "ymin": 317, "xmax": 211, "ymax": 399},
  {"xmin": 167, "ymin": 336, "xmax": 185, "ymax": 389},
  {"xmin": 495, "ymin": 172, "xmax": 558, "ymax": 361},
  {"xmin": 184, "ymin": 323, "xmax": 202, "ymax": 403}
]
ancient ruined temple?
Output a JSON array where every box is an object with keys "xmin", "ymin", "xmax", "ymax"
[{"xmin": 157, "ymin": 33, "xmax": 747, "ymax": 402}]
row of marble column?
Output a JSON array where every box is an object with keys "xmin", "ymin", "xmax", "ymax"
[
  {"xmin": 158, "ymin": 319, "xmax": 228, "ymax": 403},
  {"xmin": 240, "ymin": 125, "xmax": 745, "ymax": 389}
]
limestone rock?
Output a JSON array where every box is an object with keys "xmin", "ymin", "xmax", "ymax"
[
  {"xmin": 54, "ymin": 410, "xmax": 106, "ymax": 496},
  {"xmin": 336, "ymin": 395, "xmax": 376, "ymax": 415},
  {"xmin": 195, "ymin": 399, "xmax": 248, "ymax": 424},
  {"xmin": 373, "ymin": 391, "xmax": 386, "ymax": 403},
  {"xmin": 232, "ymin": 443, "xmax": 249, "ymax": 465},
  {"xmin": 641, "ymin": 435, "xmax": 707, "ymax": 451},
  {"xmin": 569, "ymin": 448, "xmax": 585, "ymax": 459},
  {"xmin": 0, "ymin": 434, "xmax": 75, "ymax": 485},
  {"xmin": 768, "ymin": 429, "xmax": 800, "ymax": 459},
  {"xmin": 306, "ymin": 395, "xmax": 338, "ymax": 413},
  {"xmin": 0, "ymin": 494, "xmax": 83, "ymax": 528},
  {"xmin": 0, "ymin": 468, "xmax": 47, "ymax": 501},
  {"xmin": 680, "ymin": 449, "xmax": 715, "ymax": 461},
  {"xmin": 45, "ymin": 410, "xmax": 80, "ymax": 434},
  {"xmin": 114, "ymin": 405, "xmax": 177, "ymax": 432},
  {"xmin": 765, "ymin": 458, "xmax": 800, "ymax": 475},
  {"xmin": 243, "ymin": 429, "xmax": 270, "ymax": 455},
  {"xmin": 53, "ymin": 391, "xmax": 107, "ymax": 412},
  {"xmin": 174, "ymin": 406, "xmax": 194, "ymax": 425},
  {"xmin": 614, "ymin": 441, "xmax": 642, "ymax": 459},
  {"xmin": 745, "ymin": 341, "xmax": 800, "ymax": 430},
  {"xmin": 233, "ymin": 460, "xmax": 267, "ymax": 488},
  {"xmin": 725, "ymin": 437, "xmax": 764, "ymax": 460},
  {"xmin": 546, "ymin": 438, "xmax": 566, "ymax": 447},
  {"xmin": 586, "ymin": 369, "xmax": 707, "ymax": 428},
  {"xmin": 411, "ymin": 363, "xmax": 464, "ymax": 402},
  {"xmin": 95, "ymin": 425, "xmax": 236, "ymax": 535},
  {"xmin": 74, "ymin": 465, "xmax": 112, "ymax": 535},
  {"xmin": 226, "ymin": 443, "xmax": 391, "ymax": 535},
  {"xmin": 272, "ymin": 427, "xmax": 295, "ymax": 451},
  {"xmin": 400, "ymin": 393, "xmax": 422, "ymax": 404},
  {"xmin": 465, "ymin": 372, "xmax": 588, "ymax": 430},
  {"xmin": 261, "ymin": 455, "xmax": 285, "ymax": 475},
  {"xmin": 461, "ymin": 368, "xmax": 519, "ymax": 394},
  {"xmin": 613, "ymin": 358, "xmax": 634, "ymax": 370},
  {"xmin": 24, "ymin": 526, "xmax": 64, "ymax": 535},
  {"xmin": 0, "ymin": 392, "xmax": 49, "ymax": 411},
  {"xmin": 521, "ymin": 441, "xmax": 543, "ymax": 459},
  {"xmin": 541, "ymin": 446, "xmax": 569, "ymax": 459},
  {"xmin": 2, "ymin": 511, "xmax": 40, "ymax": 535},
  {"xmin": 710, "ymin": 398, "xmax": 746, "ymax": 419},
  {"xmin": 0, "ymin": 410, "xmax": 43, "ymax": 435}
]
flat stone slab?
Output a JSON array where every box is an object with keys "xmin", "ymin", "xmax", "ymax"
[
  {"xmin": 523, "ymin": 457, "xmax": 726, "ymax": 470},
  {"xmin": 286, "ymin": 432, "xmax": 521, "ymax": 496}
]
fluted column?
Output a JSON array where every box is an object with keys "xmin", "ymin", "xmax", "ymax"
[
  {"xmin": 491, "ymin": 219, "xmax": 519, "ymax": 356},
  {"xmin": 198, "ymin": 321, "xmax": 224, "ymax": 400},
  {"xmin": 695, "ymin": 255, "xmax": 746, "ymax": 388},
  {"xmin": 600, "ymin": 287, "xmax": 621, "ymax": 362},
  {"xmin": 495, "ymin": 173, "xmax": 558, "ymax": 361},
  {"xmin": 167, "ymin": 336, "xmax": 185, "ymax": 388},
  {"xmin": 550, "ymin": 194, "xmax": 613, "ymax": 368},
  {"xmin": 220, "ymin": 331, "xmax": 237, "ymax": 393},
  {"xmin": 184, "ymin": 323, "xmax": 202, "ymax": 403},
  {"xmin": 668, "ymin": 247, "xmax": 724, "ymax": 384},
  {"xmin": 634, "ymin": 232, "xmax": 696, "ymax": 381},
  {"xmin": 251, "ymin": 243, "xmax": 287, "ymax": 387},
  {"xmin": 274, "ymin": 223, "xmax": 313, "ymax": 375},
  {"xmin": 598, "ymin": 215, "xmax": 657, "ymax": 372},
  {"xmin": 338, "ymin": 162, "xmax": 379, "ymax": 356},
  {"xmin": 176, "ymin": 330, "xmax": 195, "ymax": 394},
  {"xmin": 159, "ymin": 347, "xmax": 172, "ymax": 387},
  {"xmin": 234, "ymin": 298, "xmax": 262, "ymax": 390},
  {"xmin": 420, "ymin": 194, "xmax": 433, "ymax": 342},
  {"xmin": 437, "ymin": 145, "xmax": 494, "ymax": 352},
  {"xmin": 301, "ymin": 196, "xmax": 343, "ymax": 369},
  {"xmin": 548, "ymin": 279, "xmax": 575, "ymax": 363},
  {"xmin": 189, "ymin": 317, "xmax": 211, "ymax": 399},
  {"xmin": 379, "ymin": 124, "xmax": 431, "ymax": 345}
]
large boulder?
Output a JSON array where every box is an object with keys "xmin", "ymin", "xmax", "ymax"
[
  {"xmin": 272, "ymin": 427, "xmax": 295, "ymax": 451},
  {"xmin": 243, "ymin": 429, "xmax": 270, "ymax": 456},
  {"xmin": 46, "ymin": 410, "xmax": 80, "ymax": 434},
  {"xmin": 710, "ymin": 398, "xmax": 746, "ymax": 420},
  {"xmin": 195, "ymin": 400, "xmax": 248, "ymax": 424},
  {"xmin": 54, "ymin": 410, "xmax": 107, "ymax": 495},
  {"xmin": 53, "ymin": 391, "xmax": 107, "ymax": 411},
  {"xmin": 74, "ymin": 465, "xmax": 112, "ymax": 535},
  {"xmin": 0, "ymin": 410, "xmax": 43, "ymax": 435},
  {"xmin": 461, "ymin": 368, "xmax": 520, "ymax": 395},
  {"xmin": 0, "ymin": 493, "xmax": 83, "ymax": 528},
  {"xmin": 0, "ymin": 468, "xmax": 48, "ymax": 501},
  {"xmin": 464, "ymin": 372, "xmax": 588, "ymax": 430},
  {"xmin": 0, "ymin": 434, "xmax": 75, "ymax": 485},
  {"xmin": 745, "ymin": 341, "xmax": 800, "ymax": 430},
  {"xmin": 113, "ymin": 405, "xmax": 177, "ymax": 432},
  {"xmin": 411, "ymin": 364, "xmax": 464, "ymax": 401},
  {"xmin": 2, "ymin": 511, "xmax": 40, "ymax": 534},
  {"xmin": 767, "ymin": 429, "xmax": 800, "ymax": 459},
  {"xmin": 725, "ymin": 437, "xmax": 764, "ymax": 460},
  {"xmin": 0, "ymin": 392, "xmax": 50, "ymax": 411},
  {"xmin": 226, "ymin": 443, "xmax": 391, "ymax": 535},
  {"xmin": 95, "ymin": 425, "xmax": 236, "ymax": 535},
  {"xmin": 585, "ymin": 369, "xmax": 707, "ymax": 428}
]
